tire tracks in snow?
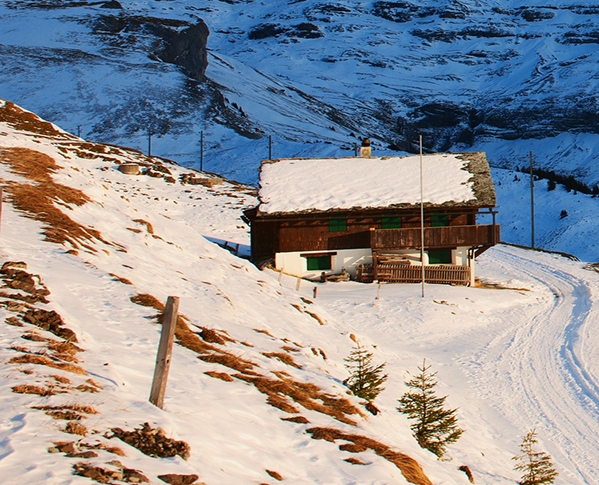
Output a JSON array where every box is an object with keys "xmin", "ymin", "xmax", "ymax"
[{"xmin": 471, "ymin": 246, "xmax": 599, "ymax": 483}]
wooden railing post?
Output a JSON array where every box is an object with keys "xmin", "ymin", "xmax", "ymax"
[{"xmin": 149, "ymin": 296, "xmax": 180, "ymax": 409}]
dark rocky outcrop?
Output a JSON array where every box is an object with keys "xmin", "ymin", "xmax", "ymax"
[
  {"xmin": 93, "ymin": 15, "xmax": 209, "ymax": 81},
  {"xmin": 151, "ymin": 20, "xmax": 210, "ymax": 81}
]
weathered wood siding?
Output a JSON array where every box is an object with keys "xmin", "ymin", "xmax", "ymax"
[
  {"xmin": 249, "ymin": 209, "xmax": 496, "ymax": 263},
  {"xmin": 370, "ymin": 224, "xmax": 499, "ymax": 250}
]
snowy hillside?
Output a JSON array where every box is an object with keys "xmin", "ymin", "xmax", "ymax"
[{"xmin": 3, "ymin": 102, "xmax": 599, "ymax": 484}]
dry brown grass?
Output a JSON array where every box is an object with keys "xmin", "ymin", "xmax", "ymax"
[
  {"xmin": 0, "ymin": 147, "xmax": 116, "ymax": 251},
  {"xmin": 344, "ymin": 457, "xmax": 368, "ymax": 465},
  {"xmin": 0, "ymin": 101, "xmax": 72, "ymax": 138},
  {"xmin": 204, "ymin": 371, "xmax": 234, "ymax": 382},
  {"xmin": 281, "ymin": 416, "xmax": 310, "ymax": 424},
  {"xmin": 262, "ymin": 352, "xmax": 302, "ymax": 369},
  {"xmin": 307, "ymin": 427, "xmax": 433, "ymax": 485},
  {"xmin": 63, "ymin": 421, "xmax": 88, "ymax": 436},
  {"xmin": 474, "ymin": 277, "xmax": 529, "ymax": 291},
  {"xmin": 76, "ymin": 379, "xmax": 103, "ymax": 393},
  {"xmin": 73, "ymin": 461, "xmax": 149, "ymax": 484},
  {"xmin": 266, "ymin": 470, "xmax": 283, "ymax": 481},
  {"xmin": 6, "ymin": 316, "xmax": 24, "ymax": 326},
  {"xmin": 109, "ymin": 273, "xmax": 133, "ymax": 285},
  {"xmin": 305, "ymin": 310, "xmax": 325, "ymax": 325},
  {"xmin": 254, "ymin": 328, "xmax": 275, "ymax": 338},
  {"xmin": 234, "ymin": 374, "xmax": 361, "ymax": 425},
  {"xmin": 8, "ymin": 353, "xmax": 87, "ymax": 375},
  {"xmin": 12, "ymin": 384, "xmax": 63, "ymax": 396},
  {"xmin": 132, "ymin": 219, "xmax": 155, "ymax": 234},
  {"xmin": 34, "ymin": 404, "xmax": 98, "ymax": 421},
  {"xmin": 131, "ymin": 292, "xmax": 362, "ymax": 425}
]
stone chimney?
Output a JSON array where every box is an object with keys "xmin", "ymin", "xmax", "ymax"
[{"xmin": 360, "ymin": 137, "xmax": 371, "ymax": 157}]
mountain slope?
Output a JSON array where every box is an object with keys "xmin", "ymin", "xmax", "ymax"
[{"xmin": 3, "ymin": 102, "xmax": 599, "ymax": 484}]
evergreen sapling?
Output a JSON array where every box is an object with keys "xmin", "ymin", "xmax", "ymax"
[
  {"xmin": 343, "ymin": 340, "xmax": 388, "ymax": 403},
  {"xmin": 513, "ymin": 429, "xmax": 558, "ymax": 485},
  {"xmin": 396, "ymin": 359, "xmax": 463, "ymax": 458}
]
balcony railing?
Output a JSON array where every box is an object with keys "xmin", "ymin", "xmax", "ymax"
[{"xmin": 369, "ymin": 224, "xmax": 499, "ymax": 250}]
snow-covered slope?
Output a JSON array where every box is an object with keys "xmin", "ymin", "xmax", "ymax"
[{"xmin": 3, "ymin": 102, "xmax": 599, "ymax": 484}]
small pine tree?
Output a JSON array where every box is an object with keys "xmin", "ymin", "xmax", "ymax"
[
  {"xmin": 343, "ymin": 340, "xmax": 388, "ymax": 402},
  {"xmin": 513, "ymin": 429, "xmax": 558, "ymax": 485},
  {"xmin": 396, "ymin": 359, "xmax": 463, "ymax": 457}
]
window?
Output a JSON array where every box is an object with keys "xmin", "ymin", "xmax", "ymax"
[
  {"xmin": 381, "ymin": 215, "xmax": 401, "ymax": 229},
  {"xmin": 428, "ymin": 249, "xmax": 452, "ymax": 265},
  {"xmin": 329, "ymin": 217, "xmax": 347, "ymax": 232},
  {"xmin": 431, "ymin": 213, "xmax": 448, "ymax": 227},
  {"xmin": 306, "ymin": 255, "xmax": 332, "ymax": 271}
]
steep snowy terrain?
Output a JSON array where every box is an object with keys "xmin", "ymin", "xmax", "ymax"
[{"xmin": 3, "ymin": 101, "xmax": 599, "ymax": 484}]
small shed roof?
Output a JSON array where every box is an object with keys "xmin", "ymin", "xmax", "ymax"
[{"xmin": 256, "ymin": 152, "xmax": 496, "ymax": 216}]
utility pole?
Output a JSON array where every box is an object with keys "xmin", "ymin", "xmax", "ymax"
[
  {"xmin": 530, "ymin": 151, "xmax": 535, "ymax": 249},
  {"xmin": 419, "ymin": 135, "xmax": 425, "ymax": 298},
  {"xmin": 200, "ymin": 130, "xmax": 205, "ymax": 171},
  {"xmin": 148, "ymin": 128, "xmax": 152, "ymax": 157}
]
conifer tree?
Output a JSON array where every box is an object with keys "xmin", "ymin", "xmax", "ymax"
[
  {"xmin": 396, "ymin": 359, "xmax": 463, "ymax": 457},
  {"xmin": 513, "ymin": 429, "xmax": 558, "ymax": 485},
  {"xmin": 343, "ymin": 340, "xmax": 388, "ymax": 402}
]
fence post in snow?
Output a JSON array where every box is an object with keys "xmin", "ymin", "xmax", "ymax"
[
  {"xmin": 313, "ymin": 286, "xmax": 318, "ymax": 298},
  {"xmin": 149, "ymin": 296, "xmax": 179, "ymax": 409},
  {"xmin": 296, "ymin": 278, "xmax": 301, "ymax": 291}
]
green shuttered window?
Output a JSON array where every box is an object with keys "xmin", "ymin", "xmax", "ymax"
[
  {"xmin": 306, "ymin": 255, "xmax": 332, "ymax": 271},
  {"xmin": 329, "ymin": 217, "xmax": 347, "ymax": 232},
  {"xmin": 428, "ymin": 249, "xmax": 452, "ymax": 264},
  {"xmin": 382, "ymin": 215, "xmax": 401, "ymax": 229}
]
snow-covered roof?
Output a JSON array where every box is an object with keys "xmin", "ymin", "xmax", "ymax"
[{"xmin": 256, "ymin": 152, "xmax": 496, "ymax": 216}]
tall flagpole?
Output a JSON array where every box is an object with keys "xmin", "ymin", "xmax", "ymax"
[{"xmin": 419, "ymin": 135, "xmax": 425, "ymax": 298}]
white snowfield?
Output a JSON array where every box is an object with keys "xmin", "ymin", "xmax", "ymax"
[{"xmin": 2, "ymin": 104, "xmax": 599, "ymax": 484}]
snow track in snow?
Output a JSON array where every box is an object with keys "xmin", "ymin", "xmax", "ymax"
[{"xmin": 476, "ymin": 246, "xmax": 599, "ymax": 483}]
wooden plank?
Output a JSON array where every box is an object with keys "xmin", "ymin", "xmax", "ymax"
[{"xmin": 149, "ymin": 296, "xmax": 180, "ymax": 409}]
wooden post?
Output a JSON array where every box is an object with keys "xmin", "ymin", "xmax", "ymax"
[
  {"xmin": 149, "ymin": 296, "xmax": 179, "ymax": 409},
  {"xmin": 295, "ymin": 278, "xmax": 301, "ymax": 291},
  {"xmin": 376, "ymin": 282, "xmax": 381, "ymax": 300},
  {"xmin": 313, "ymin": 286, "xmax": 318, "ymax": 298},
  {"xmin": 278, "ymin": 270, "xmax": 284, "ymax": 283}
]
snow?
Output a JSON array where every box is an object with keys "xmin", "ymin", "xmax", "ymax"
[
  {"xmin": 3, "ymin": 103, "xmax": 599, "ymax": 484},
  {"xmin": 258, "ymin": 154, "xmax": 476, "ymax": 214}
]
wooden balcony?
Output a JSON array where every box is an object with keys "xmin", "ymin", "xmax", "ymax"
[{"xmin": 369, "ymin": 224, "xmax": 499, "ymax": 250}]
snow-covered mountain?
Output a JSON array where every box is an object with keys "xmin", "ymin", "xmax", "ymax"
[
  {"xmin": 3, "ymin": 99, "xmax": 599, "ymax": 485},
  {"xmin": 3, "ymin": 0, "xmax": 599, "ymax": 189}
]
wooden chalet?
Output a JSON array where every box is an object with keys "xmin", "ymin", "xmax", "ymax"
[{"xmin": 244, "ymin": 152, "xmax": 499, "ymax": 286}]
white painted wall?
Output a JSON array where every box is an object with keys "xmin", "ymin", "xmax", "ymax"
[
  {"xmin": 275, "ymin": 248, "xmax": 372, "ymax": 279},
  {"xmin": 275, "ymin": 246, "xmax": 475, "ymax": 284}
]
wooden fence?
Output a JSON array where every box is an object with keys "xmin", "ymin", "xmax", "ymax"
[{"xmin": 356, "ymin": 263, "xmax": 471, "ymax": 286}]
